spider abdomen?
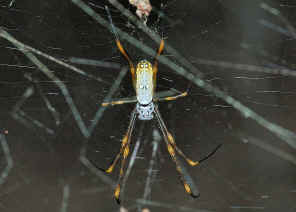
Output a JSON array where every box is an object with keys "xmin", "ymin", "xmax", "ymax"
[{"xmin": 136, "ymin": 60, "xmax": 154, "ymax": 105}]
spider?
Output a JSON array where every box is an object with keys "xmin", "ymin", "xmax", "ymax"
[{"xmin": 102, "ymin": 7, "xmax": 220, "ymax": 204}]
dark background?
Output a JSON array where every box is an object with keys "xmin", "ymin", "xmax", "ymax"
[{"xmin": 0, "ymin": 0, "xmax": 296, "ymax": 211}]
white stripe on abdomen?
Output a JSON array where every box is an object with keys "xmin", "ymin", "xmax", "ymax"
[{"xmin": 136, "ymin": 69, "xmax": 153, "ymax": 105}]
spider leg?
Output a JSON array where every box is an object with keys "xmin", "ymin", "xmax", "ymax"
[
  {"xmin": 154, "ymin": 104, "xmax": 199, "ymax": 166},
  {"xmin": 101, "ymin": 96, "xmax": 137, "ymax": 107},
  {"xmin": 152, "ymin": 39, "xmax": 165, "ymax": 87},
  {"xmin": 102, "ymin": 89, "xmax": 187, "ymax": 106},
  {"xmin": 104, "ymin": 108, "xmax": 136, "ymax": 173},
  {"xmin": 154, "ymin": 105, "xmax": 198, "ymax": 197},
  {"xmin": 115, "ymin": 137, "xmax": 131, "ymax": 204},
  {"xmin": 154, "ymin": 82, "xmax": 191, "ymax": 102},
  {"xmin": 106, "ymin": 107, "xmax": 137, "ymax": 204},
  {"xmin": 154, "ymin": 91, "xmax": 188, "ymax": 102},
  {"xmin": 115, "ymin": 40, "xmax": 136, "ymax": 79},
  {"xmin": 105, "ymin": 6, "xmax": 136, "ymax": 85},
  {"xmin": 101, "ymin": 90, "xmax": 180, "ymax": 107},
  {"xmin": 153, "ymin": 39, "xmax": 165, "ymax": 72}
]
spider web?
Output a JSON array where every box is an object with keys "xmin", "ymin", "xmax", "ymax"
[{"xmin": 0, "ymin": 0, "xmax": 296, "ymax": 211}]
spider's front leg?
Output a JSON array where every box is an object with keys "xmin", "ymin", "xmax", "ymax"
[
  {"xmin": 152, "ymin": 39, "xmax": 165, "ymax": 87},
  {"xmin": 105, "ymin": 5, "xmax": 136, "ymax": 87}
]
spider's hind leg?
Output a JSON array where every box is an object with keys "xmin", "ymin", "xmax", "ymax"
[
  {"xmin": 105, "ymin": 5, "xmax": 136, "ymax": 85},
  {"xmin": 101, "ymin": 96, "xmax": 137, "ymax": 107},
  {"xmin": 104, "ymin": 107, "xmax": 137, "ymax": 204},
  {"xmin": 154, "ymin": 105, "xmax": 199, "ymax": 167},
  {"xmin": 154, "ymin": 105, "xmax": 199, "ymax": 197},
  {"xmin": 154, "ymin": 91, "xmax": 188, "ymax": 102}
]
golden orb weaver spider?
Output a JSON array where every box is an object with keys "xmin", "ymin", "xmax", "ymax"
[{"xmin": 102, "ymin": 6, "xmax": 221, "ymax": 204}]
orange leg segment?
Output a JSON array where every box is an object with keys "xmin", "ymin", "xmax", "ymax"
[
  {"xmin": 115, "ymin": 39, "xmax": 136, "ymax": 85},
  {"xmin": 152, "ymin": 39, "xmax": 165, "ymax": 88}
]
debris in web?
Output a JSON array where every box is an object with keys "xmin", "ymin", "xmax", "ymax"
[
  {"xmin": 10, "ymin": 85, "xmax": 55, "ymax": 135},
  {"xmin": 230, "ymin": 206, "xmax": 265, "ymax": 210},
  {"xmin": 0, "ymin": 29, "xmax": 107, "ymax": 85},
  {"xmin": 191, "ymin": 58, "xmax": 296, "ymax": 77},
  {"xmin": 79, "ymin": 145, "xmax": 116, "ymax": 187},
  {"xmin": 207, "ymin": 167, "xmax": 253, "ymax": 202},
  {"xmin": 0, "ymin": 134, "xmax": 13, "ymax": 186},
  {"xmin": 68, "ymin": 57, "xmax": 121, "ymax": 69},
  {"xmin": 60, "ymin": 184, "xmax": 70, "ymax": 212},
  {"xmin": 260, "ymin": 3, "xmax": 296, "ymax": 39},
  {"xmin": 24, "ymin": 73, "xmax": 61, "ymax": 126},
  {"xmin": 0, "ymin": 28, "xmax": 89, "ymax": 138},
  {"xmin": 127, "ymin": 0, "xmax": 152, "ymax": 22},
  {"xmin": 142, "ymin": 129, "xmax": 161, "ymax": 204},
  {"xmin": 236, "ymin": 132, "xmax": 296, "ymax": 166},
  {"xmin": 120, "ymin": 123, "xmax": 145, "ymax": 203},
  {"xmin": 0, "ymin": 27, "xmax": 127, "ymax": 139},
  {"xmin": 16, "ymin": 110, "xmax": 55, "ymax": 135},
  {"xmin": 259, "ymin": 19, "xmax": 293, "ymax": 38},
  {"xmin": 87, "ymin": 66, "xmax": 128, "ymax": 135}
]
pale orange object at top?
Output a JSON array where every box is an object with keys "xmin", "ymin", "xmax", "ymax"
[{"xmin": 129, "ymin": 0, "xmax": 152, "ymax": 19}]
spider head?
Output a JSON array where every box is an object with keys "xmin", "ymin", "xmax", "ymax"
[
  {"xmin": 136, "ymin": 60, "xmax": 152, "ymax": 71},
  {"xmin": 136, "ymin": 102, "xmax": 154, "ymax": 120}
]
